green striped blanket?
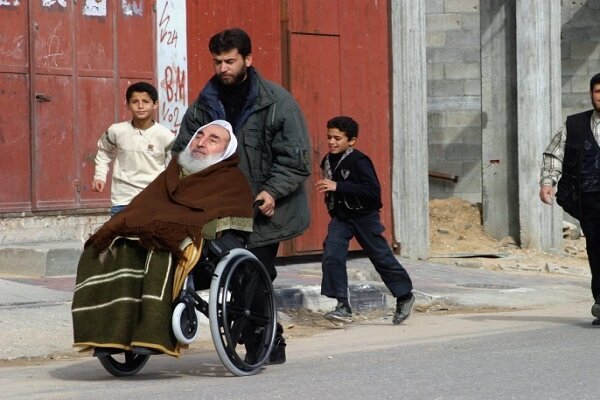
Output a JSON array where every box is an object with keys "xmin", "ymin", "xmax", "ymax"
[{"xmin": 71, "ymin": 237, "xmax": 181, "ymax": 356}]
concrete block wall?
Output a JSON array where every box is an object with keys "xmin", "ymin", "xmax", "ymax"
[
  {"xmin": 425, "ymin": 0, "xmax": 600, "ymax": 203},
  {"xmin": 425, "ymin": 0, "xmax": 482, "ymax": 203},
  {"xmin": 561, "ymin": 0, "xmax": 600, "ymax": 120}
]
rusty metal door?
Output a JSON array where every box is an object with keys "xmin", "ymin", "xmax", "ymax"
[
  {"xmin": 0, "ymin": 0, "xmax": 156, "ymax": 213},
  {"xmin": 31, "ymin": 0, "xmax": 78, "ymax": 210},
  {"xmin": 286, "ymin": 0, "xmax": 393, "ymax": 254},
  {"xmin": 0, "ymin": 2, "xmax": 31, "ymax": 212},
  {"xmin": 288, "ymin": 33, "xmax": 342, "ymax": 253}
]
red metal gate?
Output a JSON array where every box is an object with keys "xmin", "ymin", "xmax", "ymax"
[
  {"xmin": 0, "ymin": 2, "xmax": 31, "ymax": 212},
  {"xmin": 185, "ymin": 0, "xmax": 392, "ymax": 255},
  {"xmin": 287, "ymin": 0, "xmax": 393, "ymax": 254},
  {"xmin": 0, "ymin": 0, "xmax": 156, "ymax": 213}
]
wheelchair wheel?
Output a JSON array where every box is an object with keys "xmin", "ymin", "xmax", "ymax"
[
  {"xmin": 97, "ymin": 351, "xmax": 150, "ymax": 377},
  {"xmin": 172, "ymin": 302, "xmax": 202, "ymax": 344},
  {"xmin": 209, "ymin": 248, "xmax": 277, "ymax": 376}
]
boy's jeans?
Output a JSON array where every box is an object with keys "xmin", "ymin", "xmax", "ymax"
[{"xmin": 321, "ymin": 212, "xmax": 413, "ymax": 299}]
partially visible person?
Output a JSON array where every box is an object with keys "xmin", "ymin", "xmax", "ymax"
[
  {"xmin": 92, "ymin": 81, "xmax": 174, "ymax": 216},
  {"xmin": 172, "ymin": 28, "xmax": 312, "ymax": 363},
  {"xmin": 73, "ymin": 120, "xmax": 255, "ymax": 356},
  {"xmin": 539, "ymin": 72, "xmax": 600, "ymax": 325},
  {"xmin": 315, "ymin": 116, "xmax": 415, "ymax": 325}
]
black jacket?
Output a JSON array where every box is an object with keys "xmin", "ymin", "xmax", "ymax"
[{"xmin": 321, "ymin": 149, "xmax": 382, "ymax": 219}]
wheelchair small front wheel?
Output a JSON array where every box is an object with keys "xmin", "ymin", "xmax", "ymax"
[
  {"xmin": 172, "ymin": 302, "xmax": 202, "ymax": 344},
  {"xmin": 97, "ymin": 352, "xmax": 150, "ymax": 377}
]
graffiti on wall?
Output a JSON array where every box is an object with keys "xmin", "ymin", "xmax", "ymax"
[
  {"xmin": 83, "ymin": 0, "xmax": 106, "ymax": 16},
  {"xmin": 122, "ymin": 0, "xmax": 143, "ymax": 17},
  {"xmin": 156, "ymin": 0, "xmax": 187, "ymax": 134},
  {"xmin": 42, "ymin": 0, "xmax": 67, "ymax": 7},
  {"xmin": 0, "ymin": 1, "xmax": 20, "ymax": 7}
]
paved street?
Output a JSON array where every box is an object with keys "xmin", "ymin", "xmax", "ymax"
[{"xmin": 1, "ymin": 303, "xmax": 598, "ymax": 400}]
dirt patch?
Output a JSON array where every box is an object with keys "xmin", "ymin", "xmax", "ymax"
[{"xmin": 428, "ymin": 197, "xmax": 589, "ymax": 273}]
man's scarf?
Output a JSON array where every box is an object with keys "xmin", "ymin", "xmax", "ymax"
[{"xmin": 86, "ymin": 154, "xmax": 254, "ymax": 258}]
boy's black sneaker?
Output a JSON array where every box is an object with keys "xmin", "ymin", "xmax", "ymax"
[
  {"xmin": 591, "ymin": 301, "xmax": 600, "ymax": 318},
  {"xmin": 393, "ymin": 294, "xmax": 415, "ymax": 325},
  {"xmin": 324, "ymin": 303, "xmax": 353, "ymax": 323}
]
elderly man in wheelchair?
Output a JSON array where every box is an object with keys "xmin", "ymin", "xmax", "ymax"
[{"xmin": 71, "ymin": 120, "xmax": 277, "ymax": 377}]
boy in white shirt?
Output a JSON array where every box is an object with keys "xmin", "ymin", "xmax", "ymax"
[{"xmin": 92, "ymin": 82, "xmax": 174, "ymax": 215}]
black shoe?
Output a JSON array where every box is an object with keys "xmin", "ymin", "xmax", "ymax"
[
  {"xmin": 593, "ymin": 318, "xmax": 600, "ymax": 326},
  {"xmin": 93, "ymin": 347, "xmax": 123, "ymax": 357},
  {"xmin": 268, "ymin": 337, "xmax": 286, "ymax": 365},
  {"xmin": 267, "ymin": 323, "xmax": 286, "ymax": 365},
  {"xmin": 592, "ymin": 302, "xmax": 600, "ymax": 318},
  {"xmin": 393, "ymin": 293, "xmax": 415, "ymax": 325}
]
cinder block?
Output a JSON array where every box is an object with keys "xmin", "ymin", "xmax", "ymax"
[
  {"xmin": 561, "ymin": 59, "xmax": 588, "ymax": 76},
  {"xmin": 445, "ymin": 0, "xmax": 479, "ymax": 13},
  {"xmin": 445, "ymin": 62, "xmax": 480, "ymax": 79},
  {"xmin": 571, "ymin": 42, "xmax": 600, "ymax": 60},
  {"xmin": 445, "ymin": 28, "xmax": 480, "ymax": 47},
  {"xmin": 425, "ymin": 0, "xmax": 444, "ymax": 14},
  {"xmin": 464, "ymin": 79, "xmax": 481, "ymax": 95},
  {"xmin": 427, "ymin": 79, "xmax": 464, "ymax": 97},
  {"xmin": 427, "ymin": 31, "xmax": 446, "ymax": 47},
  {"xmin": 427, "ymin": 63, "xmax": 445, "ymax": 79},
  {"xmin": 426, "ymin": 13, "xmax": 462, "ymax": 31},
  {"xmin": 446, "ymin": 143, "xmax": 481, "ymax": 161},
  {"xmin": 427, "ymin": 47, "xmax": 464, "ymax": 64},
  {"xmin": 446, "ymin": 110, "xmax": 481, "ymax": 127}
]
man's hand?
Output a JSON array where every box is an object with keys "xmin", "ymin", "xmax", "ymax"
[
  {"xmin": 92, "ymin": 179, "xmax": 106, "ymax": 192},
  {"xmin": 256, "ymin": 191, "xmax": 275, "ymax": 217},
  {"xmin": 539, "ymin": 184, "xmax": 555, "ymax": 205}
]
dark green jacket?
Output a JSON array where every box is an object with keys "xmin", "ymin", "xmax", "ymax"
[{"xmin": 173, "ymin": 68, "xmax": 311, "ymax": 247}]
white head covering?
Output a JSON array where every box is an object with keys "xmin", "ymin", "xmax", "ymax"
[{"xmin": 185, "ymin": 119, "xmax": 237, "ymax": 163}]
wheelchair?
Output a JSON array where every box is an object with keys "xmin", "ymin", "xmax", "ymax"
[{"xmin": 94, "ymin": 230, "xmax": 277, "ymax": 377}]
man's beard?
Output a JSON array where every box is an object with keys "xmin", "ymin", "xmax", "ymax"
[
  {"xmin": 177, "ymin": 148, "xmax": 222, "ymax": 174},
  {"xmin": 218, "ymin": 65, "xmax": 247, "ymax": 86}
]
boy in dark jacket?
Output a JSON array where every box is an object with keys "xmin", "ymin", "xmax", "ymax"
[{"xmin": 316, "ymin": 116, "xmax": 415, "ymax": 324}]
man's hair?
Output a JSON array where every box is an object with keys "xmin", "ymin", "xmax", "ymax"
[
  {"xmin": 327, "ymin": 116, "xmax": 359, "ymax": 139},
  {"xmin": 126, "ymin": 81, "xmax": 158, "ymax": 102},
  {"xmin": 208, "ymin": 28, "xmax": 252, "ymax": 58},
  {"xmin": 591, "ymin": 73, "xmax": 600, "ymax": 91}
]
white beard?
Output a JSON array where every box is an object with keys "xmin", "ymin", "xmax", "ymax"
[{"xmin": 177, "ymin": 148, "xmax": 222, "ymax": 174}]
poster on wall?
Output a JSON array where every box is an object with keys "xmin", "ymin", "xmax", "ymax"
[{"xmin": 156, "ymin": 0, "xmax": 187, "ymax": 135}]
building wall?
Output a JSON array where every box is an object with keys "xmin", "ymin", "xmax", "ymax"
[
  {"xmin": 561, "ymin": 0, "xmax": 600, "ymax": 119},
  {"xmin": 425, "ymin": 0, "xmax": 482, "ymax": 203},
  {"xmin": 425, "ymin": 0, "xmax": 600, "ymax": 203}
]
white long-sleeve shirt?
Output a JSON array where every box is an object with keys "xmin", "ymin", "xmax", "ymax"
[{"xmin": 94, "ymin": 120, "xmax": 174, "ymax": 206}]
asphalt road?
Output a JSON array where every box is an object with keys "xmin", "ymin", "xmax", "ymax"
[{"xmin": 1, "ymin": 302, "xmax": 598, "ymax": 400}]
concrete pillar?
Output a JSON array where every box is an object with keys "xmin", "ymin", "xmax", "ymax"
[
  {"xmin": 516, "ymin": 0, "xmax": 562, "ymax": 250},
  {"xmin": 480, "ymin": 1, "xmax": 519, "ymax": 241},
  {"xmin": 390, "ymin": 0, "xmax": 429, "ymax": 259}
]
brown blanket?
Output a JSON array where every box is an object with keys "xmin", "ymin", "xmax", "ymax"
[
  {"xmin": 73, "ymin": 154, "xmax": 254, "ymax": 356},
  {"xmin": 87, "ymin": 154, "xmax": 254, "ymax": 258}
]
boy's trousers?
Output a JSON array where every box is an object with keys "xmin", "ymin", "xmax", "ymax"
[{"xmin": 321, "ymin": 211, "xmax": 413, "ymax": 299}]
